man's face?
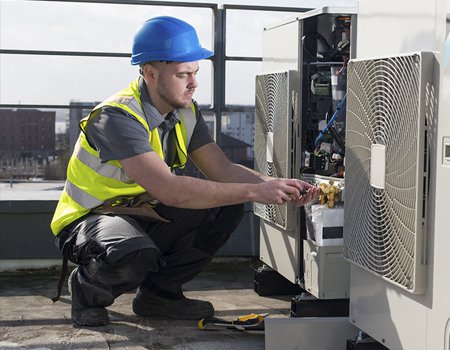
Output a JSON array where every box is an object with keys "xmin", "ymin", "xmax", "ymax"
[{"xmin": 152, "ymin": 61, "xmax": 200, "ymax": 110}]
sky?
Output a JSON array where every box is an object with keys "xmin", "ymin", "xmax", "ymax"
[{"xmin": 0, "ymin": 0, "xmax": 357, "ymax": 108}]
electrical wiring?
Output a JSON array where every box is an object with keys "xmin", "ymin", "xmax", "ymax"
[{"xmin": 314, "ymin": 94, "xmax": 347, "ymax": 148}]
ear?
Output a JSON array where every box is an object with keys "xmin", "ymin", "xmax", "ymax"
[{"xmin": 143, "ymin": 64, "xmax": 158, "ymax": 82}]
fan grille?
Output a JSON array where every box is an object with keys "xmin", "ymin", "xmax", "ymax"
[
  {"xmin": 253, "ymin": 72, "xmax": 297, "ymax": 229},
  {"xmin": 343, "ymin": 53, "xmax": 431, "ymax": 293}
]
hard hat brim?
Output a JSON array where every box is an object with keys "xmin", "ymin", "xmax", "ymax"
[{"xmin": 131, "ymin": 47, "xmax": 213, "ymax": 65}]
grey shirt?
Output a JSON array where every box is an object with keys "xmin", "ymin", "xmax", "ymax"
[{"xmin": 84, "ymin": 77, "xmax": 213, "ymax": 166}]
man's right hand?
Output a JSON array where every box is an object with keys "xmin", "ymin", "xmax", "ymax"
[{"xmin": 254, "ymin": 178, "xmax": 319, "ymax": 206}]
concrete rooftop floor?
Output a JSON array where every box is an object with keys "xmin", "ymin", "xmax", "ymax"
[{"xmin": 0, "ymin": 258, "xmax": 292, "ymax": 350}]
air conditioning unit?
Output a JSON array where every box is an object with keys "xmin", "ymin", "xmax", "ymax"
[{"xmin": 257, "ymin": 8, "xmax": 356, "ymax": 288}]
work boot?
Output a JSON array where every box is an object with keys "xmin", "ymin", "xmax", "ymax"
[
  {"xmin": 132, "ymin": 286, "xmax": 214, "ymax": 320},
  {"xmin": 69, "ymin": 268, "xmax": 110, "ymax": 327}
]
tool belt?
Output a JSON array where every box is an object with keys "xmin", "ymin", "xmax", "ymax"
[{"xmin": 91, "ymin": 193, "xmax": 169, "ymax": 222}]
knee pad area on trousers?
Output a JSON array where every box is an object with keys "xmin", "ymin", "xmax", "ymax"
[{"xmin": 87, "ymin": 247, "xmax": 164, "ymax": 286}]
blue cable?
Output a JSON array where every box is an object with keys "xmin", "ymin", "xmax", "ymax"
[{"xmin": 314, "ymin": 94, "xmax": 347, "ymax": 148}]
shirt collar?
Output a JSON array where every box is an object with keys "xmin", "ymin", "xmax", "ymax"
[{"xmin": 138, "ymin": 76, "xmax": 181, "ymax": 131}]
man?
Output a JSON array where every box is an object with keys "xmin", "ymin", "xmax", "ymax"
[{"xmin": 51, "ymin": 16, "xmax": 319, "ymax": 327}]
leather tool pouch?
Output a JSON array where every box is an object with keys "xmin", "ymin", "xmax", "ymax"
[{"xmin": 91, "ymin": 193, "xmax": 170, "ymax": 222}]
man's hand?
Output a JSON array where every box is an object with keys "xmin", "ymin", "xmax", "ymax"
[
  {"xmin": 254, "ymin": 178, "xmax": 319, "ymax": 206},
  {"xmin": 291, "ymin": 185, "xmax": 321, "ymax": 207}
]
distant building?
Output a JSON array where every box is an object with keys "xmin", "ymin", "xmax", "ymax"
[
  {"xmin": 199, "ymin": 105, "xmax": 255, "ymax": 160},
  {"xmin": 0, "ymin": 109, "xmax": 55, "ymax": 159},
  {"xmin": 221, "ymin": 106, "xmax": 255, "ymax": 159},
  {"xmin": 220, "ymin": 133, "xmax": 252, "ymax": 165},
  {"xmin": 68, "ymin": 101, "xmax": 98, "ymax": 154},
  {"xmin": 181, "ymin": 132, "xmax": 251, "ymax": 178}
]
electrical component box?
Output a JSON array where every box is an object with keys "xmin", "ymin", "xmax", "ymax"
[{"xmin": 303, "ymin": 239, "xmax": 350, "ymax": 299}]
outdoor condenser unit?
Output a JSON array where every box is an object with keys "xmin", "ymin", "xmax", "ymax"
[
  {"xmin": 254, "ymin": 71, "xmax": 302, "ymax": 283},
  {"xmin": 262, "ymin": 1, "xmax": 450, "ymax": 349},
  {"xmin": 341, "ymin": 0, "xmax": 450, "ymax": 348},
  {"xmin": 259, "ymin": 9, "xmax": 361, "ymax": 342},
  {"xmin": 256, "ymin": 7, "xmax": 357, "ymax": 292}
]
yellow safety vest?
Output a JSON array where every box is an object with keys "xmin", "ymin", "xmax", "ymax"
[{"xmin": 50, "ymin": 78, "xmax": 197, "ymax": 235}]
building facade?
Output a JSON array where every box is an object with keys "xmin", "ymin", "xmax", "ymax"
[{"xmin": 0, "ymin": 109, "xmax": 55, "ymax": 158}]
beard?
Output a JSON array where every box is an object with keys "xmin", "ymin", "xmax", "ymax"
[{"xmin": 156, "ymin": 81, "xmax": 192, "ymax": 109}]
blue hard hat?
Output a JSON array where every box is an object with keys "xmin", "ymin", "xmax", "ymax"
[{"xmin": 131, "ymin": 16, "xmax": 214, "ymax": 65}]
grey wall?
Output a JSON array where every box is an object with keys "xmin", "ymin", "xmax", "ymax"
[
  {"xmin": 0, "ymin": 200, "xmax": 60, "ymax": 259},
  {"xmin": 0, "ymin": 201, "xmax": 259, "ymax": 260}
]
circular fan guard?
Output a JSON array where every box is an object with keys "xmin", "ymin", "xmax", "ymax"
[{"xmin": 344, "ymin": 53, "xmax": 429, "ymax": 293}]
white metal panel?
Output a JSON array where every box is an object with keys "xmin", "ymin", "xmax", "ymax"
[
  {"xmin": 304, "ymin": 240, "xmax": 350, "ymax": 299},
  {"xmin": 259, "ymin": 220, "xmax": 300, "ymax": 284},
  {"xmin": 426, "ymin": 1, "xmax": 450, "ymax": 349},
  {"xmin": 349, "ymin": 265, "xmax": 429, "ymax": 350},
  {"xmin": 265, "ymin": 317, "xmax": 358, "ymax": 350},
  {"xmin": 262, "ymin": 20, "xmax": 300, "ymax": 74},
  {"xmin": 356, "ymin": 0, "xmax": 436, "ymax": 58}
]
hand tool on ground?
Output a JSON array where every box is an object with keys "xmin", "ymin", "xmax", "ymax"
[{"xmin": 198, "ymin": 313, "xmax": 268, "ymax": 331}]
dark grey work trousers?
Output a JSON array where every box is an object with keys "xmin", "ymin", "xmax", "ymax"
[{"xmin": 58, "ymin": 203, "xmax": 244, "ymax": 310}]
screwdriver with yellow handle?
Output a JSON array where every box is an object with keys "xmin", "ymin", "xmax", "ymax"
[{"xmin": 198, "ymin": 313, "xmax": 268, "ymax": 331}]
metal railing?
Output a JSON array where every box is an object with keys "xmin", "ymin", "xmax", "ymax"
[{"xmin": 0, "ymin": 0, "xmax": 310, "ymax": 144}]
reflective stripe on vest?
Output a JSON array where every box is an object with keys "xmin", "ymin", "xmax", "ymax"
[
  {"xmin": 74, "ymin": 140, "xmax": 133, "ymax": 184},
  {"xmin": 50, "ymin": 78, "xmax": 198, "ymax": 235},
  {"xmin": 65, "ymin": 178, "xmax": 104, "ymax": 209}
]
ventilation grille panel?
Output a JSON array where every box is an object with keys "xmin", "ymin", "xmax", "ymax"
[
  {"xmin": 343, "ymin": 52, "xmax": 434, "ymax": 294},
  {"xmin": 253, "ymin": 71, "xmax": 299, "ymax": 230}
]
